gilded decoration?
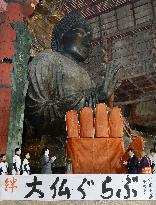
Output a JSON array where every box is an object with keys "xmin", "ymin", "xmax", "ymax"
[{"xmin": 27, "ymin": 0, "xmax": 64, "ymax": 55}]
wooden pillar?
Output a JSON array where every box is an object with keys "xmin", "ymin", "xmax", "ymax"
[{"xmin": 0, "ymin": 2, "xmax": 35, "ymax": 162}]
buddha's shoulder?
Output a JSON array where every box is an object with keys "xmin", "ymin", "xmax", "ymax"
[{"xmin": 30, "ymin": 49, "xmax": 65, "ymax": 65}]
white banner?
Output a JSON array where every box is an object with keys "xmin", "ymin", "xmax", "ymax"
[{"xmin": 0, "ymin": 174, "xmax": 156, "ymax": 201}]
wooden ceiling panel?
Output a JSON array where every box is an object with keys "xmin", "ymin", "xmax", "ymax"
[{"xmin": 62, "ymin": 0, "xmax": 136, "ymax": 19}]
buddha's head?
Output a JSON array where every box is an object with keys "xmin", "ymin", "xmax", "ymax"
[{"xmin": 51, "ymin": 12, "xmax": 92, "ymax": 62}]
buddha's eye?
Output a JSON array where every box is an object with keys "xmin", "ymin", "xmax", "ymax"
[{"xmin": 72, "ymin": 28, "xmax": 86, "ymax": 36}]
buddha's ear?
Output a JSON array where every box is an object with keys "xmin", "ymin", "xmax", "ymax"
[
  {"xmin": 56, "ymin": 33, "xmax": 64, "ymax": 52},
  {"xmin": 51, "ymin": 32, "xmax": 63, "ymax": 51}
]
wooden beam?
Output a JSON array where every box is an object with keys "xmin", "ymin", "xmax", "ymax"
[
  {"xmin": 114, "ymin": 94, "xmax": 156, "ymax": 105},
  {"xmin": 114, "ymin": 7, "xmax": 119, "ymax": 31},
  {"xmin": 127, "ymin": 78, "xmax": 145, "ymax": 94},
  {"xmin": 63, "ymin": 0, "xmax": 100, "ymax": 14},
  {"xmin": 98, "ymin": 15, "xmax": 103, "ymax": 47},
  {"xmin": 118, "ymin": 71, "xmax": 156, "ymax": 82},
  {"xmin": 91, "ymin": 21, "xmax": 153, "ymax": 46},
  {"xmin": 63, "ymin": 0, "xmax": 140, "ymax": 19},
  {"xmin": 131, "ymin": 0, "xmax": 136, "ymax": 27},
  {"xmin": 107, "ymin": 21, "xmax": 152, "ymax": 40},
  {"xmin": 151, "ymin": 0, "xmax": 155, "ymax": 21},
  {"xmin": 145, "ymin": 76, "xmax": 156, "ymax": 87},
  {"xmin": 146, "ymin": 73, "xmax": 156, "ymax": 84},
  {"xmin": 131, "ymin": 124, "xmax": 156, "ymax": 135},
  {"xmin": 140, "ymin": 91, "xmax": 156, "ymax": 97},
  {"xmin": 86, "ymin": 0, "xmax": 140, "ymax": 19}
]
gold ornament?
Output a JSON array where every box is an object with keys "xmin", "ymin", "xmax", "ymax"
[{"xmin": 27, "ymin": 0, "xmax": 64, "ymax": 56}]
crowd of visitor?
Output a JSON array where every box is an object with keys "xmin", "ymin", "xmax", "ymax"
[
  {"xmin": 0, "ymin": 147, "xmax": 156, "ymax": 175},
  {"xmin": 0, "ymin": 147, "xmax": 56, "ymax": 175},
  {"xmin": 123, "ymin": 148, "xmax": 156, "ymax": 174}
]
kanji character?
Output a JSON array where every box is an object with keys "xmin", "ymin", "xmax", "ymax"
[
  {"xmin": 5, "ymin": 177, "xmax": 17, "ymax": 192},
  {"xmin": 50, "ymin": 177, "xmax": 59, "ymax": 199},
  {"xmin": 50, "ymin": 177, "xmax": 71, "ymax": 199},
  {"xmin": 58, "ymin": 179, "xmax": 71, "ymax": 199},
  {"xmin": 24, "ymin": 176, "xmax": 44, "ymax": 198}
]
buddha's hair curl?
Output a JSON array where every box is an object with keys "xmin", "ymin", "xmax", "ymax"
[{"xmin": 51, "ymin": 12, "xmax": 92, "ymax": 51}]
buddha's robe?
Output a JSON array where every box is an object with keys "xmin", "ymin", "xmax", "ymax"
[{"xmin": 27, "ymin": 49, "xmax": 97, "ymax": 124}]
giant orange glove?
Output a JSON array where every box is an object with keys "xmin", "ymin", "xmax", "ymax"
[{"xmin": 66, "ymin": 103, "xmax": 126, "ymax": 174}]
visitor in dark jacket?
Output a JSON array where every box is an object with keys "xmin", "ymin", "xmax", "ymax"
[
  {"xmin": 123, "ymin": 148, "xmax": 139, "ymax": 174},
  {"xmin": 139, "ymin": 152, "xmax": 152, "ymax": 174},
  {"xmin": 41, "ymin": 147, "xmax": 56, "ymax": 174}
]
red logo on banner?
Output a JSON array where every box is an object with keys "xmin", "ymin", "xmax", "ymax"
[{"xmin": 5, "ymin": 177, "xmax": 17, "ymax": 192}]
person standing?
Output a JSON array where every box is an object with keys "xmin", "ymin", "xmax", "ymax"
[
  {"xmin": 22, "ymin": 152, "xmax": 30, "ymax": 175},
  {"xmin": 139, "ymin": 152, "xmax": 152, "ymax": 174},
  {"xmin": 0, "ymin": 154, "xmax": 8, "ymax": 175},
  {"xmin": 66, "ymin": 158, "xmax": 73, "ymax": 174},
  {"xmin": 12, "ymin": 148, "xmax": 21, "ymax": 175},
  {"xmin": 41, "ymin": 147, "xmax": 56, "ymax": 174},
  {"xmin": 123, "ymin": 148, "xmax": 139, "ymax": 174},
  {"xmin": 148, "ymin": 149, "xmax": 156, "ymax": 174}
]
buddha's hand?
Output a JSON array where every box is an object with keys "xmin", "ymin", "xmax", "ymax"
[{"xmin": 98, "ymin": 63, "xmax": 121, "ymax": 100}]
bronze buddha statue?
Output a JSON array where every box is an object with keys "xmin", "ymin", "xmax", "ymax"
[{"xmin": 26, "ymin": 13, "xmax": 119, "ymax": 166}]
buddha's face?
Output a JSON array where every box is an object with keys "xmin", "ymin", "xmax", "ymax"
[{"xmin": 62, "ymin": 28, "xmax": 92, "ymax": 62}]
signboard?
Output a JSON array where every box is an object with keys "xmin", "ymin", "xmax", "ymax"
[{"xmin": 0, "ymin": 174, "xmax": 156, "ymax": 201}]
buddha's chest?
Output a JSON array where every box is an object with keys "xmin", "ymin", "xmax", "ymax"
[{"xmin": 60, "ymin": 60, "xmax": 95, "ymax": 95}]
